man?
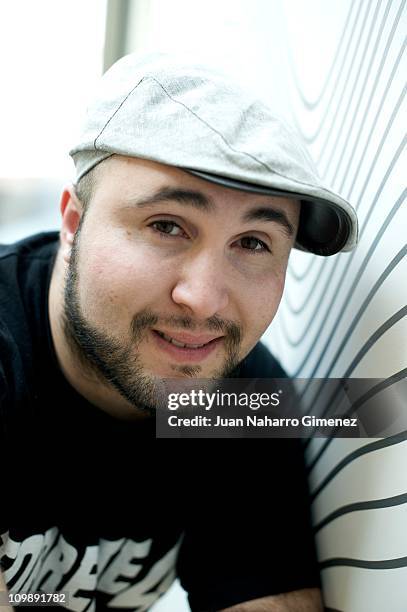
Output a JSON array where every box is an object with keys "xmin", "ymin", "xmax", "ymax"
[{"xmin": 0, "ymin": 53, "xmax": 357, "ymax": 611}]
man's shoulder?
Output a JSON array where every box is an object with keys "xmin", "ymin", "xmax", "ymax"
[
  {"xmin": 0, "ymin": 231, "xmax": 58, "ymax": 330},
  {"xmin": 0, "ymin": 231, "xmax": 58, "ymax": 307},
  {"xmin": 238, "ymin": 341, "xmax": 288, "ymax": 379},
  {"xmin": 0, "ymin": 232, "xmax": 59, "ymax": 408},
  {"xmin": 0, "ymin": 231, "xmax": 59, "ymax": 263}
]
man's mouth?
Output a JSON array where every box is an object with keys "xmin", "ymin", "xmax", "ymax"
[
  {"xmin": 151, "ymin": 329, "xmax": 223, "ymax": 362},
  {"xmin": 154, "ymin": 330, "xmax": 220, "ymax": 348}
]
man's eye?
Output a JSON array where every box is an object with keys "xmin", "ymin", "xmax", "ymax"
[
  {"xmin": 239, "ymin": 236, "xmax": 270, "ymax": 252},
  {"xmin": 150, "ymin": 221, "xmax": 185, "ymax": 237}
]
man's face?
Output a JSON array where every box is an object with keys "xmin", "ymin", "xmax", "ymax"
[{"xmin": 63, "ymin": 156, "xmax": 299, "ymax": 412}]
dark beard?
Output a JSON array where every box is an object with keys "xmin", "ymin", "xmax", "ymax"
[{"xmin": 62, "ymin": 229, "xmax": 243, "ymax": 415}]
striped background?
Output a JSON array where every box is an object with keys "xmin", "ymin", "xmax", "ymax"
[{"xmin": 265, "ymin": 2, "xmax": 407, "ymax": 610}]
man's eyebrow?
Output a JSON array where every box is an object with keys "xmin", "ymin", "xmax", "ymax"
[
  {"xmin": 242, "ymin": 206, "xmax": 294, "ymax": 237},
  {"xmin": 124, "ymin": 187, "xmax": 215, "ymax": 211},
  {"xmin": 124, "ymin": 187, "xmax": 294, "ymax": 236}
]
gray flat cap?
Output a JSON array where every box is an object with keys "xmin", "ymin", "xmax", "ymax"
[{"xmin": 70, "ymin": 52, "xmax": 358, "ymax": 256}]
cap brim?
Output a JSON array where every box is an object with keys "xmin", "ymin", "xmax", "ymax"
[{"xmin": 184, "ymin": 169, "xmax": 354, "ymax": 256}]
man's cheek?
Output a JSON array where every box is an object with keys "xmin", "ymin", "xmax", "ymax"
[
  {"xmin": 249, "ymin": 284, "xmax": 285, "ymax": 339},
  {"xmin": 78, "ymin": 248, "xmax": 167, "ymax": 318}
]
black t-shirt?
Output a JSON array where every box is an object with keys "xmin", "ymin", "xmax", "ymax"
[{"xmin": 0, "ymin": 232, "xmax": 320, "ymax": 611}]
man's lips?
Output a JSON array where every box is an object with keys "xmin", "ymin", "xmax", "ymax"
[
  {"xmin": 151, "ymin": 329, "xmax": 224, "ymax": 363},
  {"xmin": 153, "ymin": 329, "xmax": 224, "ymax": 348}
]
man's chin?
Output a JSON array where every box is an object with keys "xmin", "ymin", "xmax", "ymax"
[
  {"xmin": 145, "ymin": 365, "xmax": 210, "ymax": 381},
  {"xmin": 143, "ymin": 357, "xmax": 239, "ymax": 382}
]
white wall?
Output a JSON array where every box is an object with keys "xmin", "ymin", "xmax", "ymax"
[{"xmin": 264, "ymin": 3, "xmax": 406, "ymax": 611}]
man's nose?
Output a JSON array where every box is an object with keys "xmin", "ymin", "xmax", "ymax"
[{"xmin": 171, "ymin": 251, "xmax": 229, "ymax": 319}]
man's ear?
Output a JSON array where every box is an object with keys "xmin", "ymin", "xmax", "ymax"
[{"xmin": 60, "ymin": 186, "xmax": 83, "ymax": 265}]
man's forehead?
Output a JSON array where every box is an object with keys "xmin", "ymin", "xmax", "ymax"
[{"xmin": 97, "ymin": 155, "xmax": 299, "ymax": 221}]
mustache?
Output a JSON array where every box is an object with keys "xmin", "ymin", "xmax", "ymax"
[{"xmin": 130, "ymin": 310, "xmax": 242, "ymax": 347}]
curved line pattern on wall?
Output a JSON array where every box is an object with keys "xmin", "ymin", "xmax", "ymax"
[
  {"xmin": 289, "ymin": 0, "xmax": 375, "ymax": 141},
  {"xmin": 320, "ymin": 557, "xmax": 407, "ymax": 570},
  {"xmin": 280, "ymin": 142, "xmax": 405, "ymax": 353},
  {"xmin": 306, "ymin": 369, "xmax": 407, "ymax": 467},
  {"xmin": 318, "ymin": 0, "xmax": 395, "ymax": 170},
  {"xmin": 309, "ymin": 431, "xmax": 407, "ymax": 500},
  {"xmin": 287, "ymin": 1, "xmax": 359, "ymax": 109},
  {"xmin": 314, "ymin": 492, "xmax": 407, "ymax": 532},
  {"xmin": 267, "ymin": 1, "xmax": 407, "ymax": 610}
]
